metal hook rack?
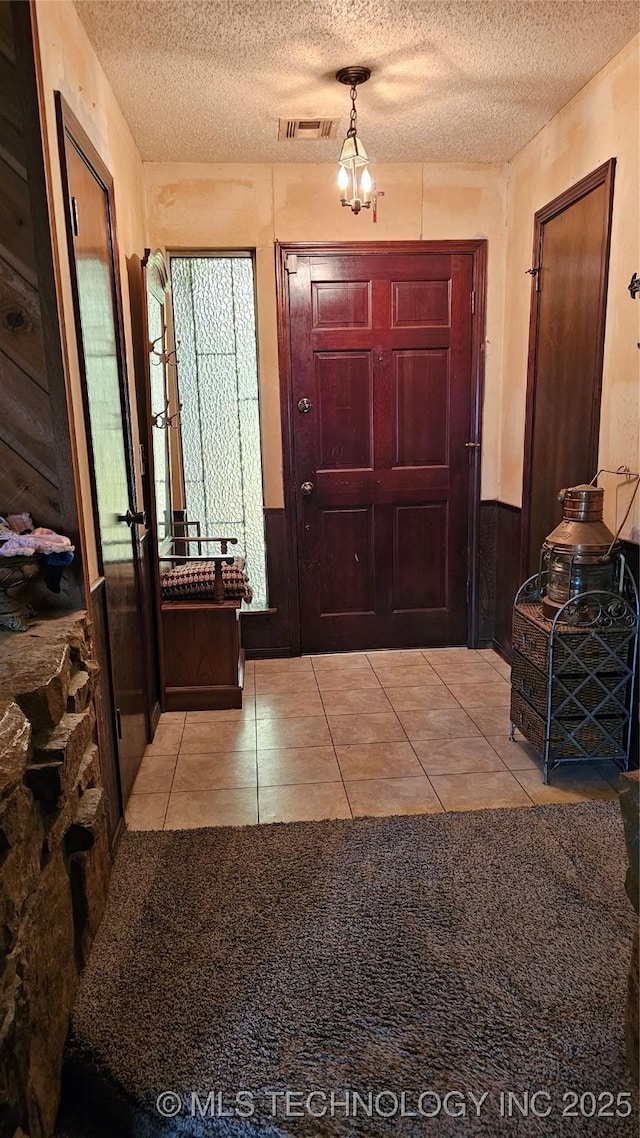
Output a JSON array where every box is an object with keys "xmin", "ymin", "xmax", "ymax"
[
  {"xmin": 151, "ymin": 398, "xmax": 183, "ymax": 430},
  {"xmin": 149, "ymin": 326, "xmax": 181, "ymax": 368}
]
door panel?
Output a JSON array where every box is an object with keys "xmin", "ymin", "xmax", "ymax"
[
  {"xmin": 523, "ymin": 161, "xmax": 615, "ymax": 575},
  {"xmin": 63, "ymin": 133, "xmax": 148, "ymax": 802},
  {"xmin": 317, "ymin": 352, "xmax": 373, "ymax": 469},
  {"xmin": 312, "ymin": 280, "xmax": 371, "ymax": 328},
  {"xmin": 393, "ymin": 503, "xmax": 447, "ymax": 610},
  {"xmin": 392, "ymin": 279, "xmax": 450, "ymax": 326},
  {"xmin": 394, "ymin": 350, "xmax": 449, "ymax": 466},
  {"xmin": 288, "ymin": 249, "xmax": 475, "ymax": 653},
  {"xmin": 320, "ymin": 507, "xmax": 374, "ymax": 615}
]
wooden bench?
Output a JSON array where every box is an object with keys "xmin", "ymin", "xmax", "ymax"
[{"xmin": 159, "ymin": 533, "xmax": 245, "ymax": 711}]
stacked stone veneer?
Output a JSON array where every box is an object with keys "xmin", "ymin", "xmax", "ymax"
[{"xmin": 0, "ymin": 614, "xmax": 112, "ymax": 1138}]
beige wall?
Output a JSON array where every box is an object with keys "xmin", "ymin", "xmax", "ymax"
[
  {"xmin": 34, "ymin": 0, "xmax": 147, "ymax": 583},
  {"xmin": 144, "ymin": 161, "xmax": 507, "ymax": 507},
  {"xmin": 501, "ymin": 34, "xmax": 640, "ymax": 539},
  {"xmin": 34, "ymin": 2, "xmax": 639, "ymax": 549}
]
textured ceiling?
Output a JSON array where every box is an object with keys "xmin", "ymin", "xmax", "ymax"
[{"xmin": 74, "ymin": 1, "xmax": 639, "ymax": 164}]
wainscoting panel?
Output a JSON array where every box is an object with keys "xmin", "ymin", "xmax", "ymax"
[
  {"xmin": 241, "ymin": 509, "xmax": 293, "ymax": 658},
  {"xmin": 478, "ymin": 500, "xmax": 522, "ymax": 661},
  {"xmin": 478, "ymin": 500, "xmax": 497, "ymax": 644},
  {"xmin": 495, "ymin": 503, "xmax": 522, "ymax": 658}
]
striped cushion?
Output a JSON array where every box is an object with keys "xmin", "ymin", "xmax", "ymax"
[{"xmin": 161, "ymin": 558, "xmax": 253, "ymax": 602}]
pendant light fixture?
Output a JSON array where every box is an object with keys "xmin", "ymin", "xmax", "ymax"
[{"xmin": 336, "ymin": 66, "xmax": 372, "ymax": 214}]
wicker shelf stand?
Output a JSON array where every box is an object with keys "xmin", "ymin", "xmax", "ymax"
[{"xmin": 510, "ymin": 568, "xmax": 639, "ymax": 783}]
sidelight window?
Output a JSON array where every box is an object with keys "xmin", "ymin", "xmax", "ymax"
[{"xmin": 170, "ymin": 254, "xmax": 267, "ymax": 607}]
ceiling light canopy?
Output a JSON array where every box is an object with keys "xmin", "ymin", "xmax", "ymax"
[{"xmin": 336, "ymin": 66, "xmax": 373, "ymax": 215}]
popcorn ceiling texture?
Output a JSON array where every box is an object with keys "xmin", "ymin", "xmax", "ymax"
[{"xmin": 74, "ymin": 0, "xmax": 639, "ymax": 164}]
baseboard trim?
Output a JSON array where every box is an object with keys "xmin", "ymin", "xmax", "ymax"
[
  {"xmin": 245, "ymin": 647, "xmax": 293, "ymax": 661},
  {"xmin": 477, "ymin": 637, "xmax": 512, "ymax": 664}
]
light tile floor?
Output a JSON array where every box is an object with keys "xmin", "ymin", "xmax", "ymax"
[{"xmin": 126, "ymin": 648, "xmax": 622, "ymax": 831}]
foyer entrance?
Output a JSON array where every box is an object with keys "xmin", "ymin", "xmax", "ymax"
[{"xmin": 279, "ymin": 242, "xmax": 484, "ymax": 655}]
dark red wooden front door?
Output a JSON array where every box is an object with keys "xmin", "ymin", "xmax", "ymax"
[{"xmin": 286, "ymin": 247, "xmax": 476, "ymax": 654}]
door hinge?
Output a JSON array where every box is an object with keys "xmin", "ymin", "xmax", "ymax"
[
  {"xmin": 471, "ymin": 290, "xmax": 475, "ymax": 315},
  {"xmin": 70, "ymin": 196, "xmax": 79, "ymax": 238},
  {"xmin": 116, "ymin": 707, "xmax": 122, "ymax": 740},
  {"xmin": 139, "ymin": 442, "xmax": 146, "ymax": 477},
  {"xmin": 285, "ymin": 253, "xmax": 298, "ymax": 274},
  {"xmin": 466, "ymin": 578, "xmax": 470, "ymax": 604}
]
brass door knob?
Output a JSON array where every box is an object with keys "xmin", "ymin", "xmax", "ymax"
[{"xmin": 300, "ymin": 482, "xmax": 315, "ymax": 496}]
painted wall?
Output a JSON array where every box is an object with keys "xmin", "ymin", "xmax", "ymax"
[
  {"xmin": 34, "ymin": 1, "xmax": 639, "ymax": 554},
  {"xmin": 144, "ymin": 161, "xmax": 507, "ymax": 508},
  {"xmin": 501, "ymin": 34, "xmax": 640, "ymax": 539},
  {"xmin": 33, "ymin": 0, "xmax": 147, "ymax": 583}
]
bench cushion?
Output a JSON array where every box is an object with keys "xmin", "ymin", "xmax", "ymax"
[{"xmin": 161, "ymin": 558, "xmax": 253, "ymax": 602}]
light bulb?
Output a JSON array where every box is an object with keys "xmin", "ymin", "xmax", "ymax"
[
  {"xmin": 361, "ymin": 167, "xmax": 372, "ymax": 198},
  {"xmin": 338, "ymin": 166, "xmax": 349, "ymax": 199}
]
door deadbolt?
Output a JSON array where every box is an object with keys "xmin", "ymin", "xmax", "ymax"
[
  {"xmin": 300, "ymin": 482, "xmax": 315, "ymax": 496},
  {"xmin": 297, "ymin": 397, "xmax": 312, "ymax": 414}
]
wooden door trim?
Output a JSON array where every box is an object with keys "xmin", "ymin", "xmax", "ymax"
[
  {"xmin": 520, "ymin": 158, "xmax": 616, "ymax": 578},
  {"xmin": 90, "ymin": 576, "xmax": 125, "ymax": 847},
  {"xmin": 275, "ymin": 239, "xmax": 488, "ymax": 654},
  {"xmin": 128, "ymin": 248, "xmax": 169, "ymax": 725}
]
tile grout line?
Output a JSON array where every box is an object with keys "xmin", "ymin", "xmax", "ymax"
[
  {"xmin": 404, "ymin": 735, "xmax": 449, "ymax": 811},
  {"xmin": 510, "ymin": 767, "xmax": 542, "ymax": 806},
  {"xmin": 253, "ymin": 703, "xmax": 260, "ymax": 825},
  {"xmin": 163, "ymin": 714, "xmax": 187, "ymax": 829},
  {"xmin": 162, "ymin": 752, "xmax": 180, "ymax": 831},
  {"xmin": 248, "ymin": 682, "xmax": 259, "ymax": 824},
  {"xmin": 320, "ymin": 683, "xmax": 354, "ymax": 819}
]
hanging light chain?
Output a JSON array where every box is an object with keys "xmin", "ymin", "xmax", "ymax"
[{"xmin": 347, "ymin": 85, "xmax": 358, "ymax": 137}]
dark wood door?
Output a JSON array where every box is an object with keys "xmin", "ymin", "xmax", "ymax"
[
  {"xmin": 61, "ymin": 116, "xmax": 149, "ymax": 802},
  {"xmin": 287, "ymin": 248, "xmax": 476, "ymax": 653},
  {"xmin": 128, "ymin": 250, "xmax": 168, "ymax": 733},
  {"xmin": 522, "ymin": 160, "xmax": 615, "ymax": 576}
]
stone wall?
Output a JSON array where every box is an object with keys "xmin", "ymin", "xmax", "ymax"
[{"xmin": 0, "ymin": 613, "xmax": 113, "ymax": 1138}]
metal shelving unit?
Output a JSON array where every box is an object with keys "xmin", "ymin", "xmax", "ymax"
[{"xmin": 510, "ymin": 566, "xmax": 639, "ymax": 783}]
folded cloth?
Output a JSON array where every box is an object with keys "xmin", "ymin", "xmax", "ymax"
[
  {"xmin": 7, "ymin": 513, "xmax": 34, "ymax": 534},
  {"xmin": 161, "ymin": 558, "xmax": 253, "ymax": 603},
  {"xmin": 0, "ymin": 528, "xmax": 74, "ymax": 557},
  {"xmin": 44, "ymin": 550, "xmax": 74, "ymax": 593}
]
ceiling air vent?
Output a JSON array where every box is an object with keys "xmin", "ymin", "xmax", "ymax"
[{"xmin": 278, "ymin": 118, "xmax": 339, "ymax": 141}]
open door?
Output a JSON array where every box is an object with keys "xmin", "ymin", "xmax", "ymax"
[{"xmin": 56, "ymin": 95, "xmax": 149, "ymax": 803}]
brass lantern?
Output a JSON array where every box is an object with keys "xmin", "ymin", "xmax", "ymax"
[
  {"xmin": 540, "ymin": 484, "xmax": 621, "ymax": 618},
  {"xmin": 336, "ymin": 67, "xmax": 373, "ymax": 214}
]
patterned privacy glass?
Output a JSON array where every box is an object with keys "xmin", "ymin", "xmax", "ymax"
[{"xmin": 170, "ymin": 256, "xmax": 266, "ymax": 607}]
